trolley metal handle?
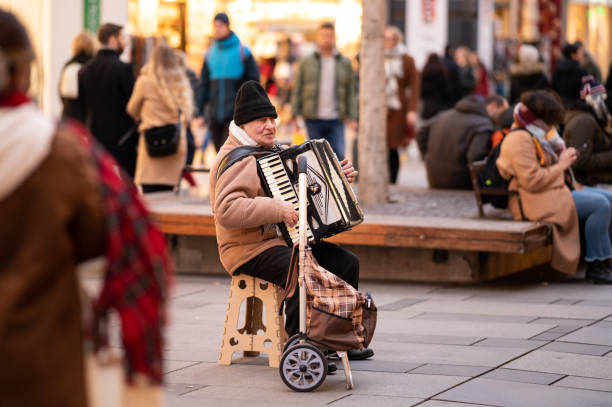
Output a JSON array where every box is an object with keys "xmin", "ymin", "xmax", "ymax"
[{"xmin": 297, "ymin": 156, "xmax": 308, "ymax": 336}]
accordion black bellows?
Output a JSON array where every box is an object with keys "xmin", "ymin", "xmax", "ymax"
[{"xmin": 257, "ymin": 139, "xmax": 364, "ymax": 246}]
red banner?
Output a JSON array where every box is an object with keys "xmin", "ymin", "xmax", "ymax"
[{"xmin": 422, "ymin": 0, "xmax": 437, "ymax": 24}]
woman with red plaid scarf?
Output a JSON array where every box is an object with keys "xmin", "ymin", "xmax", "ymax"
[{"xmin": 0, "ymin": 9, "xmax": 171, "ymax": 407}]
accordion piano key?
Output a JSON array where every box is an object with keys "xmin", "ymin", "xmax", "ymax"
[{"xmin": 257, "ymin": 139, "xmax": 363, "ymax": 247}]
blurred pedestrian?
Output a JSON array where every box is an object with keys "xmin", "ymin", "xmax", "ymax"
[
  {"xmin": 443, "ymin": 45, "xmax": 461, "ymax": 104},
  {"xmin": 420, "ymin": 53, "xmax": 453, "ymax": 119},
  {"xmin": 196, "ymin": 12, "xmax": 259, "ymax": 152},
  {"xmin": 509, "ymin": 44, "xmax": 549, "ymax": 104},
  {"xmin": 455, "ymin": 46, "xmax": 476, "ymax": 98},
  {"xmin": 552, "ymin": 42, "xmax": 588, "ymax": 106},
  {"xmin": 384, "ymin": 26, "xmax": 419, "ymax": 184},
  {"xmin": 127, "ymin": 44, "xmax": 194, "ymax": 193},
  {"xmin": 176, "ymin": 49, "xmax": 199, "ymax": 169},
  {"xmin": 470, "ymin": 52, "xmax": 489, "ymax": 97},
  {"xmin": 0, "ymin": 9, "xmax": 106, "ymax": 406},
  {"xmin": 292, "ymin": 22, "xmax": 357, "ymax": 160},
  {"xmin": 59, "ymin": 31, "xmax": 95, "ymax": 120},
  {"xmin": 563, "ymin": 76, "xmax": 612, "ymax": 186},
  {"xmin": 416, "ymin": 95, "xmax": 507, "ymax": 189},
  {"xmin": 78, "ymin": 22, "xmax": 137, "ymax": 176},
  {"xmin": 576, "ymin": 41, "xmax": 602, "ymax": 83}
]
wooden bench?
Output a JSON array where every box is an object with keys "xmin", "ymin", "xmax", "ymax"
[{"xmin": 147, "ymin": 191, "xmax": 552, "ymax": 283}]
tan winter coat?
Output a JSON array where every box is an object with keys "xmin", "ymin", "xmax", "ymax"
[
  {"xmin": 0, "ymin": 127, "xmax": 106, "ymax": 407},
  {"xmin": 496, "ymin": 129, "xmax": 580, "ymax": 274},
  {"xmin": 210, "ymin": 134, "xmax": 287, "ymax": 274},
  {"xmin": 127, "ymin": 69, "xmax": 192, "ymax": 186}
]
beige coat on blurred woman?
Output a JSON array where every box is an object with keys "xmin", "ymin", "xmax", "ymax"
[{"xmin": 127, "ymin": 45, "xmax": 193, "ymax": 188}]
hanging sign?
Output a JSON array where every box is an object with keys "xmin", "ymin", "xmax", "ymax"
[{"xmin": 84, "ymin": 0, "xmax": 101, "ymax": 33}]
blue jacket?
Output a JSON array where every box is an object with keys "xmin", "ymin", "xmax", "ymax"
[{"xmin": 196, "ymin": 32, "xmax": 260, "ymax": 124}]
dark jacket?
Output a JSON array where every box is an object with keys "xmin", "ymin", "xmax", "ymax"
[
  {"xmin": 417, "ymin": 95, "xmax": 494, "ymax": 189},
  {"xmin": 509, "ymin": 62, "xmax": 549, "ymax": 104},
  {"xmin": 78, "ymin": 49, "xmax": 136, "ymax": 176},
  {"xmin": 564, "ymin": 107, "xmax": 612, "ymax": 186},
  {"xmin": 552, "ymin": 57, "xmax": 588, "ymax": 106},
  {"xmin": 59, "ymin": 52, "xmax": 91, "ymax": 120},
  {"xmin": 421, "ymin": 67, "xmax": 453, "ymax": 120},
  {"xmin": 196, "ymin": 32, "xmax": 260, "ymax": 124},
  {"xmin": 443, "ymin": 54, "xmax": 461, "ymax": 104},
  {"xmin": 291, "ymin": 50, "xmax": 357, "ymax": 120}
]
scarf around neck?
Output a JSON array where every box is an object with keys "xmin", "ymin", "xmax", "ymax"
[
  {"xmin": 0, "ymin": 94, "xmax": 55, "ymax": 201},
  {"xmin": 514, "ymin": 102, "xmax": 565, "ymax": 162},
  {"xmin": 229, "ymin": 120, "xmax": 258, "ymax": 146},
  {"xmin": 385, "ymin": 44, "xmax": 406, "ymax": 110}
]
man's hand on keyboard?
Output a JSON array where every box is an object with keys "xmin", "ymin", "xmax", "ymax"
[
  {"xmin": 340, "ymin": 159, "xmax": 358, "ymax": 183},
  {"xmin": 281, "ymin": 201, "xmax": 299, "ymax": 227}
]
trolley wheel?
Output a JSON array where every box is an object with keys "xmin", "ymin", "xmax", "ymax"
[
  {"xmin": 283, "ymin": 333, "xmax": 301, "ymax": 353},
  {"xmin": 279, "ymin": 343, "xmax": 327, "ymax": 392}
]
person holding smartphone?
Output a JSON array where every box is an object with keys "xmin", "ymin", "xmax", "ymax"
[{"xmin": 497, "ymin": 91, "xmax": 612, "ymax": 283}]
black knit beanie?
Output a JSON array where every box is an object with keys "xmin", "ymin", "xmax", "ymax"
[
  {"xmin": 214, "ymin": 12, "xmax": 230, "ymax": 26},
  {"xmin": 233, "ymin": 80, "xmax": 278, "ymax": 126}
]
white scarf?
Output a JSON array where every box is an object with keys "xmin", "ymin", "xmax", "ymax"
[
  {"xmin": 385, "ymin": 44, "xmax": 407, "ymax": 110},
  {"xmin": 229, "ymin": 120, "xmax": 257, "ymax": 146},
  {"xmin": 0, "ymin": 103, "xmax": 55, "ymax": 201}
]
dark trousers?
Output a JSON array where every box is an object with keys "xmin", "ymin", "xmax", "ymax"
[
  {"xmin": 185, "ymin": 125, "xmax": 195, "ymax": 165},
  {"xmin": 235, "ymin": 242, "xmax": 359, "ymax": 337},
  {"xmin": 305, "ymin": 119, "xmax": 346, "ymax": 160},
  {"xmin": 210, "ymin": 119, "xmax": 232, "ymax": 152},
  {"xmin": 141, "ymin": 184, "xmax": 174, "ymax": 193},
  {"xmin": 389, "ymin": 148, "xmax": 399, "ymax": 184}
]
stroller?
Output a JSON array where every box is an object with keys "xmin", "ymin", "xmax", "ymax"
[{"xmin": 278, "ymin": 156, "xmax": 376, "ymax": 392}]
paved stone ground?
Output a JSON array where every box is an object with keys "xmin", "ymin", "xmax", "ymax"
[
  {"xmin": 153, "ymin": 144, "xmax": 612, "ymax": 405},
  {"xmin": 147, "ymin": 273, "xmax": 612, "ymax": 407}
]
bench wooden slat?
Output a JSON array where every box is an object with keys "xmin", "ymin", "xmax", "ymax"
[{"xmin": 148, "ymin": 197, "xmax": 550, "ymax": 254}]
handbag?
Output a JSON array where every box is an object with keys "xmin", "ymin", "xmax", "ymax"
[{"xmin": 144, "ymin": 108, "xmax": 182, "ymax": 157}]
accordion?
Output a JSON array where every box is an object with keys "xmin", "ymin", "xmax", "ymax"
[{"xmin": 257, "ymin": 139, "xmax": 364, "ymax": 246}]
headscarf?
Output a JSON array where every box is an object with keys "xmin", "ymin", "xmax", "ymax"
[{"xmin": 514, "ymin": 102, "xmax": 565, "ymax": 163}]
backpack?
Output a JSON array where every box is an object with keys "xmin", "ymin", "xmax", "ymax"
[
  {"xmin": 479, "ymin": 142, "xmax": 510, "ymax": 209},
  {"xmin": 284, "ymin": 246, "xmax": 377, "ymax": 351},
  {"xmin": 479, "ymin": 128, "xmax": 541, "ymax": 211}
]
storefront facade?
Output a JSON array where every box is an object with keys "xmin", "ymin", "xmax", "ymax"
[
  {"xmin": 565, "ymin": 0, "xmax": 611, "ymax": 79},
  {"xmin": 127, "ymin": 0, "xmax": 363, "ymax": 72},
  {"xmin": 493, "ymin": 0, "xmax": 611, "ymax": 79}
]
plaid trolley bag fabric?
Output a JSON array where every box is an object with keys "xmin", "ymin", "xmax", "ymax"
[{"xmin": 284, "ymin": 246, "xmax": 377, "ymax": 351}]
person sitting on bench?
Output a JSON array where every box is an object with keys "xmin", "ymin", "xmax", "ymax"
[
  {"xmin": 416, "ymin": 94, "xmax": 508, "ymax": 189},
  {"xmin": 497, "ymin": 90, "xmax": 612, "ymax": 283},
  {"xmin": 209, "ymin": 81, "xmax": 374, "ymax": 369}
]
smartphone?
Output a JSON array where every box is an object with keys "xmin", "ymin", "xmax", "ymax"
[{"xmin": 577, "ymin": 143, "xmax": 588, "ymax": 154}]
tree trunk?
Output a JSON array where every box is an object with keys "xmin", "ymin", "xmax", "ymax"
[{"xmin": 358, "ymin": 0, "xmax": 388, "ymax": 206}]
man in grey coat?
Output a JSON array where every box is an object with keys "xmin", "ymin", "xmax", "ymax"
[{"xmin": 417, "ymin": 95, "xmax": 508, "ymax": 189}]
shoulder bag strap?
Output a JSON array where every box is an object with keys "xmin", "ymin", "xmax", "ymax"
[{"xmin": 216, "ymin": 146, "xmax": 274, "ymax": 180}]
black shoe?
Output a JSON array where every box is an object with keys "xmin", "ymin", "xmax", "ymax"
[
  {"xmin": 586, "ymin": 260, "xmax": 612, "ymax": 284},
  {"xmin": 327, "ymin": 360, "xmax": 337, "ymax": 374},
  {"xmin": 347, "ymin": 348, "xmax": 374, "ymax": 360}
]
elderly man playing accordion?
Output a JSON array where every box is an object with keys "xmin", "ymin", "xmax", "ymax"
[{"xmin": 210, "ymin": 81, "xmax": 373, "ymax": 368}]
